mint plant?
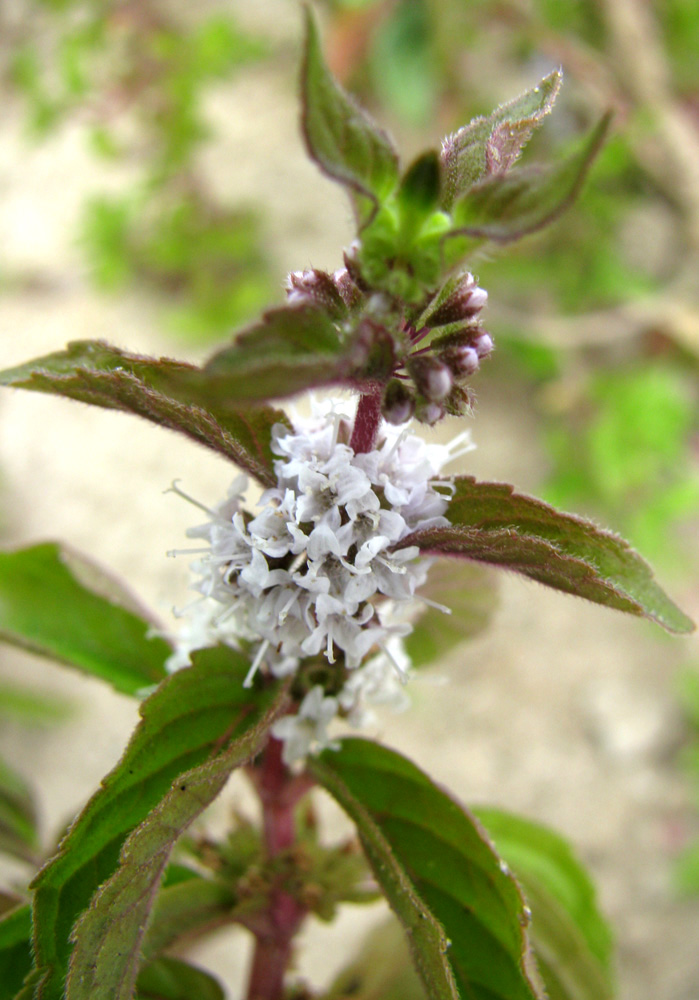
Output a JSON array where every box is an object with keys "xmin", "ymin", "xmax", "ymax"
[{"xmin": 0, "ymin": 10, "xmax": 694, "ymax": 1000}]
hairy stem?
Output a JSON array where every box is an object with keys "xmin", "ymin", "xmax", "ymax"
[
  {"xmin": 246, "ymin": 737, "xmax": 308, "ymax": 1000},
  {"xmin": 350, "ymin": 389, "xmax": 383, "ymax": 454}
]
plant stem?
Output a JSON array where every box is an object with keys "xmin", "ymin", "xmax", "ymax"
[
  {"xmin": 246, "ymin": 737, "xmax": 307, "ymax": 1000},
  {"xmin": 350, "ymin": 389, "xmax": 383, "ymax": 454}
]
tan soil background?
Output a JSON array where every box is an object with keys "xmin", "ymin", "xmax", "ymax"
[{"xmin": 1, "ymin": 2, "xmax": 699, "ymax": 997}]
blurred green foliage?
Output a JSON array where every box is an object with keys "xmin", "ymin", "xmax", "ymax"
[
  {"xmin": 7, "ymin": 0, "xmax": 275, "ymax": 341},
  {"xmin": 675, "ymin": 667, "xmax": 699, "ymax": 894}
]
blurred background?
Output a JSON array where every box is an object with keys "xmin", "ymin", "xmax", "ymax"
[{"xmin": 0, "ymin": 1, "xmax": 699, "ymax": 997}]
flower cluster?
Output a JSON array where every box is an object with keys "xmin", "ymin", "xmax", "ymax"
[{"xmin": 169, "ymin": 402, "xmax": 472, "ymax": 763}]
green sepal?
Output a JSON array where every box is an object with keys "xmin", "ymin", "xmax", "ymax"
[
  {"xmin": 301, "ymin": 6, "xmax": 400, "ymax": 226},
  {"xmin": 310, "ymin": 738, "xmax": 544, "ymax": 1000},
  {"xmin": 0, "ymin": 543, "xmax": 170, "ymax": 697},
  {"xmin": 29, "ymin": 648, "xmax": 288, "ymax": 1000},
  {"xmin": 399, "ymin": 476, "xmax": 694, "ymax": 635}
]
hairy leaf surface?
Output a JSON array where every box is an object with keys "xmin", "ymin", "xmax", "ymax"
[
  {"xmin": 476, "ymin": 810, "xmax": 614, "ymax": 1000},
  {"xmin": 399, "ymin": 476, "xmax": 694, "ymax": 634},
  {"xmin": 0, "ymin": 543, "xmax": 170, "ymax": 696},
  {"xmin": 30, "ymin": 649, "xmax": 287, "ymax": 1000},
  {"xmin": 440, "ymin": 71, "xmax": 562, "ymax": 210},
  {"xmin": 311, "ymin": 738, "xmax": 543, "ymax": 1000},
  {"xmin": 301, "ymin": 7, "xmax": 399, "ymax": 225},
  {"xmin": 0, "ymin": 341, "xmax": 289, "ymax": 487},
  {"xmin": 447, "ymin": 115, "xmax": 610, "ymax": 250}
]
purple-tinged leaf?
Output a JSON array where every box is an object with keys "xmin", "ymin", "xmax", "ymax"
[
  {"xmin": 441, "ymin": 71, "xmax": 562, "ymax": 211},
  {"xmin": 301, "ymin": 7, "xmax": 400, "ymax": 225},
  {"xmin": 0, "ymin": 341, "xmax": 288, "ymax": 488},
  {"xmin": 446, "ymin": 114, "xmax": 611, "ymax": 251},
  {"xmin": 30, "ymin": 648, "xmax": 288, "ymax": 1000},
  {"xmin": 310, "ymin": 738, "xmax": 543, "ymax": 1000},
  {"xmin": 0, "ymin": 543, "xmax": 169, "ymax": 696},
  {"xmin": 398, "ymin": 476, "xmax": 694, "ymax": 634},
  {"xmin": 203, "ymin": 303, "xmax": 365, "ymax": 396}
]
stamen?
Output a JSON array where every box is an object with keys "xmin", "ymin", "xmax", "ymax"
[
  {"xmin": 165, "ymin": 480, "xmax": 218, "ymax": 517},
  {"xmin": 381, "ymin": 642, "xmax": 409, "ymax": 683},
  {"xmin": 418, "ymin": 596, "xmax": 452, "ymax": 615},
  {"xmin": 243, "ymin": 639, "xmax": 270, "ymax": 688},
  {"xmin": 166, "ymin": 547, "xmax": 211, "ymax": 558}
]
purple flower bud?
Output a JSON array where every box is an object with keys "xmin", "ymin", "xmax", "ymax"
[
  {"xmin": 285, "ymin": 268, "xmax": 346, "ymax": 317},
  {"xmin": 332, "ymin": 267, "xmax": 363, "ymax": 309},
  {"xmin": 443, "ymin": 344, "xmax": 479, "ymax": 376},
  {"xmin": 408, "ymin": 356, "xmax": 453, "ymax": 402},
  {"xmin": 382, "ymin": 380, "xmax": 415, "ymax": 425},
  {"xmin": 415, "ymin": 399, "xmax": 444, "ymax": 425},
  {"xmin": 472, "ymin": 330, "xmax": 494, "ymax": 359},
  {"xmin": 425, "ymin": 272, "xmax": 488, "ymax": 328},
  {"xmin": 343, "ymin": 241, "xmax": 370, "ymax": 292}
]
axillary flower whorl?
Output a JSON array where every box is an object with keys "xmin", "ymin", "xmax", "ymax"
[{"xmin": 168, "ymin": 401, "xmax": 473, "ymax": 763}]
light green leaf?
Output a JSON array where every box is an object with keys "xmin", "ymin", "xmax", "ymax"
[
  {"xmin": 447, "ymin": 115, "xmax": 611, "ymax": 251},
  {"xmin": 405, "ymin": 559, "xmax": 498, "ymax": 668},
  {"xmin": 0, "ymin": 543, "xmax": 170, "ymax": 696},
  {"xmin": 30, "ymin": 648, "xmax": 288, "ymax": 1000},
  {"xmin": 476, "ymin": 810, "xmax": 615, "ymax": 1000},
  {"xmin": 141, "ymin": 870, "xmax": 236, "ymax": 961},
  {"xmin": 301, "ymin": 7, "xmax": 400, "ymax": 225},
  {"xmin": 0, "ymin": 340, "xmax": 289, "ymax": 488},
  {"xmin": 441, "ymin": 71, "xmax": 562, "ymax": 210},
  {"xmin": 310, "ymin": 738, "xmax": 543, "ymax": 1000},
  {"xmin": 324, "ymin": 917, "xmax": 427, "ymax": 1000},
  {"xmin": 399, "ymin": 476, "xmax": 694, "ymax": 635},
  {"xmin": 136, "ymin": 956, "xmax": 225, "ymax": 1000}
]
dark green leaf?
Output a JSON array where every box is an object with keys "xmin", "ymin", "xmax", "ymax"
[
  {"xmin": 0, "ymin": 340, "xmax": 289, "ymax": 488},
  {"xmin": 30, "ymin": 648, "xmax": 288, "ymax": 1000},
  {"xmin": 441, "ymin": 71, "xmax": 562, "ymax": 210},
  {"xmin": 0, "ymin": 757, "xmax": 39, "ymax": 864},
  {"xmin": 0, "ymin": 903, "xmax": 33, "ymax": 1000},
  {"xmin": 0, "ymin": 543, "xmax": 170, "ymax": 697},
  {"xmin": 310, "ymin": 738, "xmax": 543, "ymax": 1000},
  {"xmin": 398, "ymin": 476, "xmax": 694, "ymax": 635},
  {"xmin": 301, "ymin": 7, "xmax": 399, "ymax": 225},
  {"xmin": 476, "ymin": 809, "xmax": 614, "ymax": 1000},
  {"xmin": 136, "ymin": 956, "xmax": 225, "ymax": 1000},
  {"xmin": 447, "ymin": 115, "xmax": 611, "ymax": 250},
  {"xmin": 405, "ymin": 559, "xmax": 498, "ymax": 668}
]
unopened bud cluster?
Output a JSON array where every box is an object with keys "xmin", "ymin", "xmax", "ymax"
[{"xmin": 284, "ymin": 262, "xmax": 492, "ymax": 429}]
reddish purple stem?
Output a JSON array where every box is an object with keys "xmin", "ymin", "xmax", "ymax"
[{"xmin": 350, "ymin": 390, "xmax": 383, "ymax": 454}]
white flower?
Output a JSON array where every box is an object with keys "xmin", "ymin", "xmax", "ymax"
[
  {"xmin": 168, "ymin": 399, "xmax": 475, "ymax": 762},
  {"xmin": 271, "ymin": 686, "xmax": 339, "ymax": 765}
]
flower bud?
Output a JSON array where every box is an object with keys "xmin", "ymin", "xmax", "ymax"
[
  {"xmin": 285, "ymin": 268, "xmax": 346, "ymax": 317},
  {"xmin": 415, "ymin": 398, "xmax": 444, "ymax": 425},
  {"xmin": 472, "ymin": 330, "xmax": 494, "ymax": 359},
  {"xmin": 382, "ymin": 380, "xmax": 415, "ymax": 425},
  {"xmin": 425, "ymin": 272, "xmax": 488, "ymax": 328},
  {"xmin": 408, "ymin": 355, "xmax": 453, "ymax": 402},
  {"xmin": 343, "ymin": 240, "xmax": 371, "ymax": 292},
  {"xmin": 441, "ymin": 343, "xmax": 480, "ymax": 376},
  {"xmin": 332, "ymin": 267, "xmax": 363, "ymax": 309}
]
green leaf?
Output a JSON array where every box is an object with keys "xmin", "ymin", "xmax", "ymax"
[
  {"xmin": 202, "ymin": 304, "xmax": 363, "ymax": 398},
  {"xmin": 310, "ymin": 738, "xmax": 543, "ymax": 1000},
  {"xmin": 136, "ymin": 956, "xmax": 225, "ymax": 1000},
  {"xmin": 398, "ymin": 476, "xmax": 694, "ymax": 635},
  {"xmin": 0, "ymin": 543, "xmax": 170, "ymax": 697},
  {"xmin": 405, "ymin": 559, "xmax": 498, "ymax": 668},
  {"xmin": 0, "ymin": 757, "xmax": 39, "ymax": 864},
  {"xmin": 301, "ymin": 6, "xmax": 399, "ymax": 225},
  {"xmin": 448, "ymin": 114, "xmax": 611, "ymax": 249},
  {"xmin": 30, "ymin": 648, "xmax": 288, "ymax": 1000},
  {"xmin": 476, "ymin": 810, "xmax": 614, "ymax": 1000},
  {"xmin": 0, "ymin": 341, "xmax": 289, "ymax": 488},
  {"xmin": 324, "ymin": 917, "xmax": 428, "ymax": 1000},
  {"xmin": 440, "ymin": 71, "xmax": 562, "ymax": 211},
  {"xmin": 0, "ymin": 903, "xmax": 33, "ymax": 1000}
]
